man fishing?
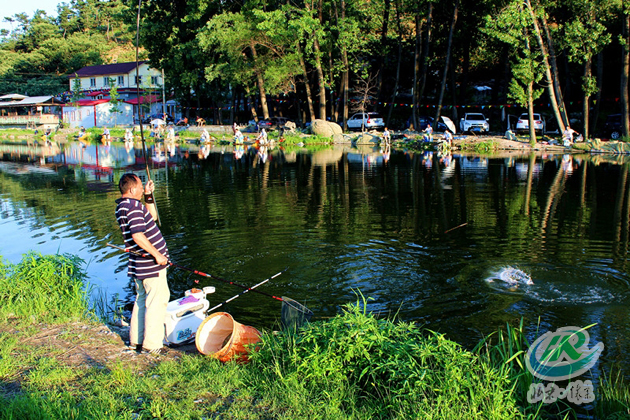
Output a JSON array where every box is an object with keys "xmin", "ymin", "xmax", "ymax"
[{"xmin": 115, "ymin": 174, "xmax": 169, "ymax": 355}]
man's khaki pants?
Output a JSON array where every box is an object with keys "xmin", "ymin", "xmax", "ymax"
[{"xmin": 129, "ymin": 269, "xmax": 170, "ymax": 350}]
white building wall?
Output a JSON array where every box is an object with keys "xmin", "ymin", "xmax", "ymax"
[
  {"xmin": 63, "ymin": 102, "xmax": 134, "ymax": 128},
  {"xmin": 69, "ymin": 64, "xmax": 163, "ymax": 91}
]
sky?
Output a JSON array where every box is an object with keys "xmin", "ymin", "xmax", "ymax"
[{"xmin": 1, "ymin": 0, "xmax": 61, "ymax": 32}]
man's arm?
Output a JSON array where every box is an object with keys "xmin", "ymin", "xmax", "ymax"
[
  {"xmin": 145, "ymin": 201, "xmax": 158, "ymax": 222},
  {"xmin": 131, "ymin": 232, "xmax": 168, "ymax": 265},
  {"xmin": 143, "ymin": 180, "xmax": 159, "ymax": 222}
]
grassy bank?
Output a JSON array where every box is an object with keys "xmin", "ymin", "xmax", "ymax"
[{"xmin": 0, "ymin": 253, "xmax": 629, "ymax": 419}]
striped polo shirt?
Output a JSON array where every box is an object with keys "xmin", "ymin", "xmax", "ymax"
[{"xmin": 115, "ymin": 197, "xmax": 169, "ymax": 280}]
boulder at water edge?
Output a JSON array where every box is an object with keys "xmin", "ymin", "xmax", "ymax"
[
  {"xmin": 311, "ymin": 119, "xmax": 342, "ymax": 138},
  {"xmin": 332, "ymin": 133, "xmax": 350, "ymax": 143},
  {"xmin": 354, "ymin": 133, "xmax": 382, "ymax": 145}
]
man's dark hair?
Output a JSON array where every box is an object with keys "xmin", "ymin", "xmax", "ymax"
[{"xmin": 119, "ymin": 173, "xmax": 139, "ymax": 194}]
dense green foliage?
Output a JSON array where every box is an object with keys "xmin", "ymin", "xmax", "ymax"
[
  {"xmin": 0, "ymin": 0, "xmax": 135, "ymax": 96},
  {"xmin": 2, "ymin": 0, "xmax": 629, "ymax": 135},
  {"xmin": 249, "ymin": 297, "xmax": 521, "ymax": 418}
]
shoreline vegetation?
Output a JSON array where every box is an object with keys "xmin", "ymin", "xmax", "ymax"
[
  {"xmin": 0, "ymin": 252, "xmax": 629, "ymax": 419},
  {"xmin": 0, "ymin": 126, "xmax": 606, "ymax": 155}
]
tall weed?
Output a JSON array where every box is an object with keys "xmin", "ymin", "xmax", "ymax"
[
  {"xmin": 0, "ymin": 252, "xmax": 89, "ymax": 324},
  {"xmin": 248, "ymin": 295, "xmax": 521, "ymax": 419}
]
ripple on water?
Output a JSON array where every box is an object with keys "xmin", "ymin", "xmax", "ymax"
[{"xmin": 482, "ymin": 263, "xmax": 629, "ymax": 305}]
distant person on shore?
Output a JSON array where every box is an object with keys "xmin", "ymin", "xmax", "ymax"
[
  {"xmin": 166, "ymin": 125, "xmax": 175, "ymax": 142},
  {"xmin": 115, "ymin": 174, "xmax": 169, "ymax": 356},
  {"xmin": 444, "ymin": 129, "xmax": 453, "ymax": 145},
  {"xmin": 563, "ymin": 126, "xmax": 578, "ymax": 147},
  {"xmin": 234, "ymin": 128, "xmax": 244, "ymax": 144},
  {"xmin": 124, "ymin": 128, "xmax": 134, "ymax": 143},
  {"xmin": 257, "ymin": 128, "xmax": 268, "ymax": 145},
  {"xmin": 200, "ymin": 128, "xmax": 211, "ymax": 144},
  {"xmin": 383, "ymin": 127, "xmax": 391, "ymax": 144},
  {"xmin": 423, "ymin": 124, "xmax": 433, "ymax": 142},
  {"xmin": 505, "ymin": 129, "xmax": 516, "ymax": 141}
]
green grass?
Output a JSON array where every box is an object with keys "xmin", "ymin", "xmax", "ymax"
[
  {"xmin": 0, "ymin": 128, "xmax": 39, "ymax": 140},
  {"xmin": 0, "ymin": 252, "xmax": 89, "ymax": 324},
  {"xmin": 460, "ymin": 140, "xmax": 499, "ymax": 152},
  {"xmin": 1, "ymin": 253, "xmax": 629, "ymax": 419}
]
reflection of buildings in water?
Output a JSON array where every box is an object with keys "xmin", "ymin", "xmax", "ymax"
[
  {"xmin": 346, "ymin": 151, "xmax": 385, "ymax": 166},
  {"xmin": 0, "ymin": 143, "xmax": 61, "ymax": 163},
  {"xmin": 62, "ymin": 142, "xmax": 136, "ymax": 168},
  {"xmin": 515, "ymin": 161, "xmax": 542, "ymax": 181}
]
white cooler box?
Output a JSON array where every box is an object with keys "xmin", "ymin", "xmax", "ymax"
[{"xmin": 164, "ymin": 287, "xmax": 215, "ymax": 345}]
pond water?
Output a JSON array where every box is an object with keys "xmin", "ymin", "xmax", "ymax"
[{"xmin": 1, "ymin": 141, "xmax": 629, "ymax": 374}]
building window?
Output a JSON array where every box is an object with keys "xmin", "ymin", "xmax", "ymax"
[
  {"xmin": 90, "ymin": 78, "xmax": 96, "ymax": 87},
  {"xmin": 118, "ymin": 75, "xmax": 124, "ymax": 86},
  {"xmin": 151, "ymin": 76, "xmax": 159, "ymax": 85},
  {"xmin": 104, "ymin": 77, "xmax": 110, "ymax": 86},
  {"xmin": 135, "ymin": 75, "xmax": 142, "ymax": 86}
]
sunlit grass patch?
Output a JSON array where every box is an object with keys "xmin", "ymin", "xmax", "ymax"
[{"xmin": 0, "ymin": 252, "xmax": 90, "ymax": 324}]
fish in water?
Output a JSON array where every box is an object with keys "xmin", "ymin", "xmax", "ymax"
[{"xmin": 487, "ymin": 266, "xmax": 534, "ymax": 286}]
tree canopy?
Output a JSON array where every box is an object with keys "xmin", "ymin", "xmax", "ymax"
[{"xmin": 1, "ymin": 0, "xmax": 629, "ymax": 137}]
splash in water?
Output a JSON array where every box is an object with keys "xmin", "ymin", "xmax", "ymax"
[{"xmin": 486, "ymin": 266, "xmax": 533, "ymax": 286}]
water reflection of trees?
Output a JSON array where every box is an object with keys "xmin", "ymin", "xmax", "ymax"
[{"xmin": 3, "ymin": 148, "xmax": 630, "ymax": 298}]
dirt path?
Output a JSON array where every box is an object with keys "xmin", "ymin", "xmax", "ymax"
[{"xmin": 0, "ymin": 319, "xmax": 198, "ymax": 399}]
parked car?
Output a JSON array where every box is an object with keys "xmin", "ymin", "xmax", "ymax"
[
  {"xmin": 408, "ymin": 115, "xmax": 448, "ymax": 132},
  {"xmin": 515, "ymin": 113, "xmax": 545, "ymax": 133},
  {"xmin": 460, "ymin": 113, "xmax": 489, "ymax": 133},
  {"xmin": 347, "ymin": 112, "xmax": 385, "ymax": 130},
  {"xmin": 258, "ymin": 117, "xmax": 290, "ymax": 129},
  {"xmin": 604, "ymin": 114, "xmax": 622, "ymax": 140}
]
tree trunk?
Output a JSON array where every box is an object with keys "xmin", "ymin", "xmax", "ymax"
[
  {"xmin": 412, "ymin": 13, "xmax": 423, "ymax": 130},
  {"xmin": 527, "ymin": 80, "xmax": 537, "ymax": 145},
  {"xmin": 460, "ymin": 37, "xmax": 470, "ymax": 105},
  {"xmin": 387, "ymin": 0, "xmax": 403, "ymax": 127},
  {"xmin": 418, "ymin": 2, "xmax": 433, "ymax": 103},
  {"xmin": 376, "ymin": 0, "xmax": 391, "ymax": 105},
  {"xmin": 592, "ymin": 52, "xmax": 604, "ymax": 132},
  {"xmin": 524, "ymin": 0, "xmax": 566, "ymax": 133},
  {"xmin": 245, "ymin": 86, "xmax": 258, "ymax": 123},
  {"xmin": 250, "ymin": 45, "xmax": 270, "ymax": 119},
  {"xmin": 449, "ymin": 44, "xmax": 458, "ymax": 121},
  {"xmin": 230, "ymin": 86, "xmax": 235, "ymax": 124},
  {"xmin": 341, "ymin": 0, "xmax": 349, "ymax": 130},
  {"xmin": 297, "ymin": 41, "xmax": 316, "ymax": 122},
  {"xmin": 583, "ymin": 56, "xmax": 592, "ymax": 139},
  {"xmin": 312, "ymin": 36, "xmax": 326, "ymax": 120},
  {"xmin": 541, "ymin": 12, "xmax": 568, "ymax": 127},
  {"xmin": 434, "ymin": 0, "xmax": 458, "ymax": 127},
  {"xmin": 622, "ymin": 14, "xmax": 630, "ymax": 138}
]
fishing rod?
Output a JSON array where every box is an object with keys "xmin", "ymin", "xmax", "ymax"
[
  {"xmin": 134, "ymin": 0, "xmax": 161, "ymax": 226},
  {"xmin": 207, "ymin": 275, "xmax": 277, "ymax": 313},
  {"xmin": 106, "ymin": 243, "xmax": 285, "ymax": 302}
]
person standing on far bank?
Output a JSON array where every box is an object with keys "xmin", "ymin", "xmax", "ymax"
[{"xmin": 115, "ymin": 174, "xmax": 169, "ymax": 355}]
